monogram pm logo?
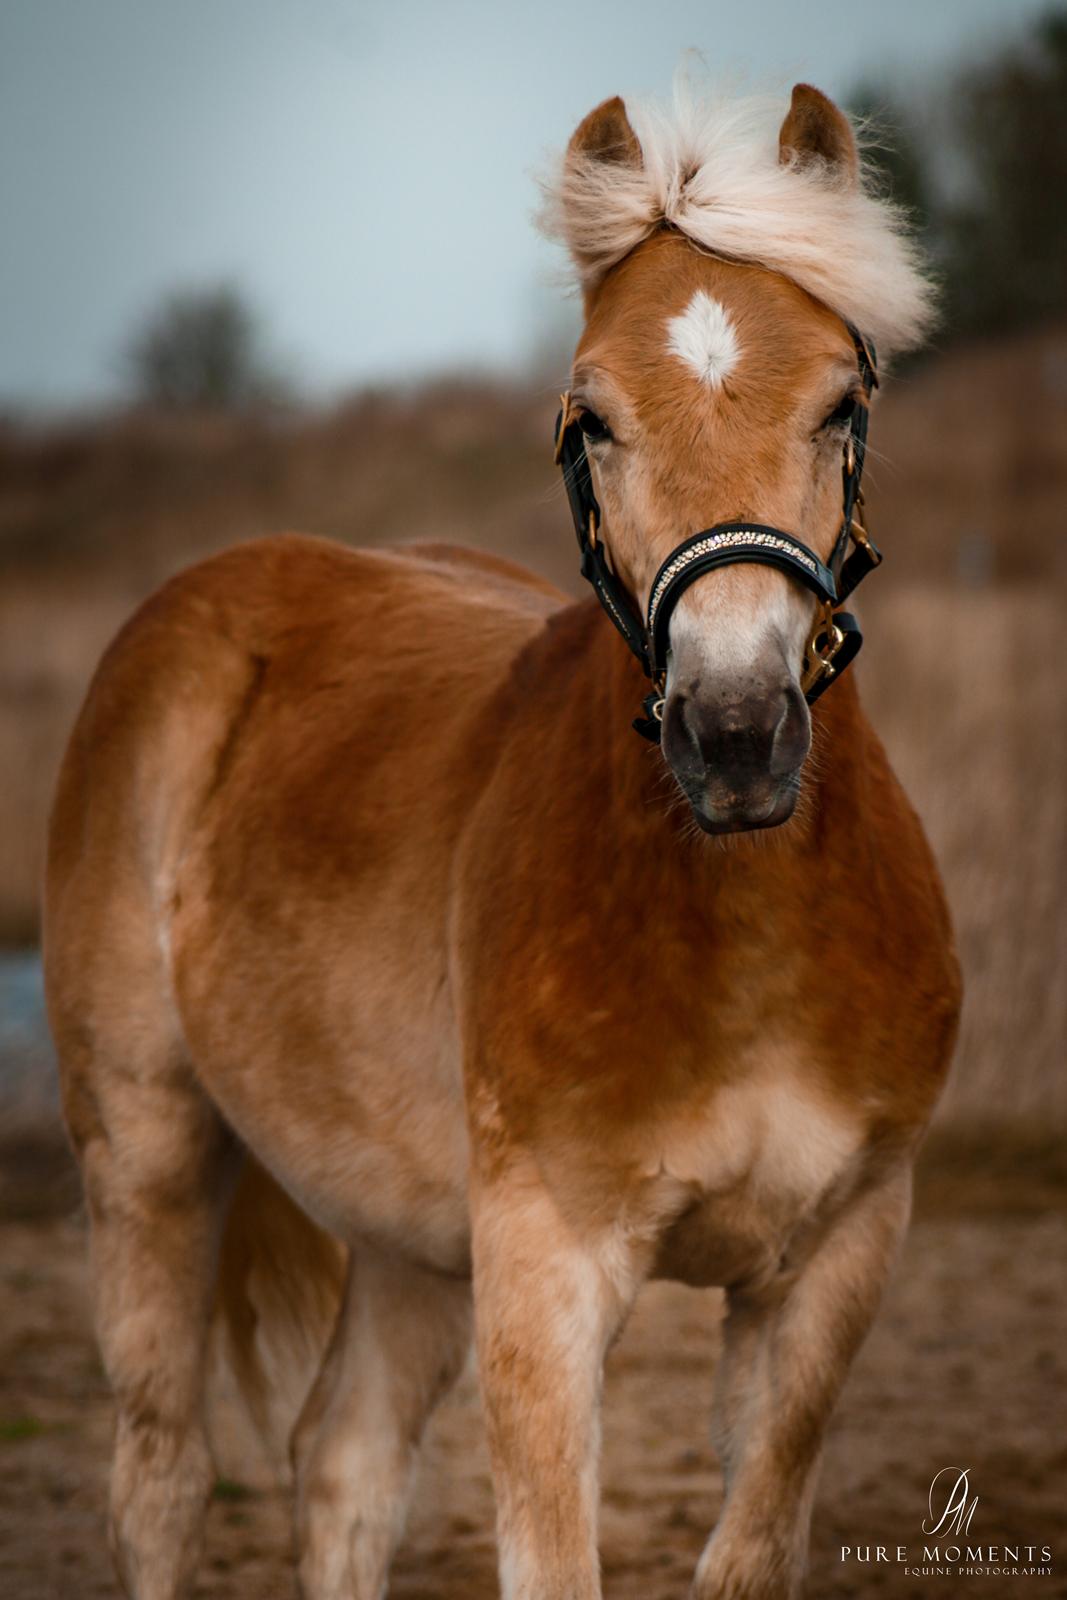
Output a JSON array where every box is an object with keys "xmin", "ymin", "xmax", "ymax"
[{"xmin": 922, "ymin": 1468, "xmax": 978, "ymax": 1539}]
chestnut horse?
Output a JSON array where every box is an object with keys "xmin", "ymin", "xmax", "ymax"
[{"xmin": 44, "ymin": 83, "xmax": 960, "ymax": 1600}]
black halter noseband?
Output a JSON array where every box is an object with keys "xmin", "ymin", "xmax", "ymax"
[{"xmin": 554, "ymin": 322, "xmax": 881, "ymax": 741}]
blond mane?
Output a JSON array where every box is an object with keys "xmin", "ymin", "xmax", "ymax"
[{"xmin": 538, "ymin": 78, "xmax": 936, "ymax": 361}]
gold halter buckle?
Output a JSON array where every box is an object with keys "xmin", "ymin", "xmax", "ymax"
[
  {"xmin": 848, "ymin": 493, "xmax": 881, "ymax": 566},
  {"xmin": 801, "ymin": 601, "xmax": 847, "ymax": 696}
]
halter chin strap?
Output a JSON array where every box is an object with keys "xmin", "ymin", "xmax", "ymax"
[{"xmin": 554, "ymin": 322, "xmax": 880, "ymax": 742}]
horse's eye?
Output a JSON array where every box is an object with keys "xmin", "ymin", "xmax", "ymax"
[
  {"xmin": 824, "ymin": 394, "xmax": 858, "ymax": 430},
  {"xmin": 578, "ymin": 409, "xmax": 612, "ymax": 443}
]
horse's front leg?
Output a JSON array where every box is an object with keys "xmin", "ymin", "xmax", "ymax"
[
  {"xmin": 471, "ymin": 1158, "xmax": 637, "ymax": 1600},
  {"xmin": 695, "ymin": 1162, "xmax": 913, "ymax": 1600}
]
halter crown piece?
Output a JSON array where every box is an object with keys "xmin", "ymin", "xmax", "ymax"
[{"xmin": 553, "ymin": 323, "xmax": 881, "ymax": 741}]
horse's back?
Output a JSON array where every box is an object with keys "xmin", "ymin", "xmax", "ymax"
[
  {"xmin": 66, "ymin": 531, "xmax": 562, "ymax": 712},
  {"xmin": 46, "ymin": 531, "xmax": 563, "ymax": 901}
]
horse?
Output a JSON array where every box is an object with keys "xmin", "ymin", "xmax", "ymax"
[{"xmin": 43, "ymin": 80, "xmax": 961, "ymax": 1600}]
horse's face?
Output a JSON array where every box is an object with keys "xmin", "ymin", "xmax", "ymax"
[
  {"xmin": 572, "ymin": 238, "xmax": 863, "ymax": 833},
  {"xmin": 557, "ymin": 84, "xmax": 875, "ymax": 834}
]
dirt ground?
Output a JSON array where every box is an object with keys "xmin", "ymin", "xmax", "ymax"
[{"xmin": 0, "ymin": 1131, "xmax": 1063, "ymax": 1600}]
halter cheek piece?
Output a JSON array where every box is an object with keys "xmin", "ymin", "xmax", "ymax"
[{"xmin": 553, "ymin": 323, "xmax": 881, "ymax": 742}]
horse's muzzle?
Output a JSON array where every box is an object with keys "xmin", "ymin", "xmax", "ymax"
[{"xmin": 661, "ymin": 679, "xmax": 811, "ymax": 833}]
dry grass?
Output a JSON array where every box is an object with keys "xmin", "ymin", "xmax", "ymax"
[
  {"xmin": 1, "ymin": 329, "xmax": 1064, "ymax": 1124},
  {"xmin": 862, "ymin": 584, "xmax": 1066, "ymax": 1123}
]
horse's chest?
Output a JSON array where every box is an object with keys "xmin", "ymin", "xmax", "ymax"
[{"xmin": 645, "ymin": 1073, "xmax": 863, "ymax": 1288}]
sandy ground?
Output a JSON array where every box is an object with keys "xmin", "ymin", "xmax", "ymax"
[{"xmin": 0, "ymin": 1135, "xmax": 1064, "ymax": 1600}]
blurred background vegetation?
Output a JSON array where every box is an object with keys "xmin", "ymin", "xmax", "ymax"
[
  {"xmin": 851, "ymin": 9, "xmax": 1067, "ymax": 343},
  {"xmin": 122, "ymin": 286, "xmax": 293, "ymax": 412}
]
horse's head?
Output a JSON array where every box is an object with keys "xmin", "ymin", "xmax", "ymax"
[{"xmin": 543, "ymin": 82, "xmax": 932, "ymax": 833}]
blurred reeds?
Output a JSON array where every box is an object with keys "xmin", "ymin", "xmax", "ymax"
[{"xmin": 1, "ymin": 329, "xmax": 1064, "ymax": 1128}]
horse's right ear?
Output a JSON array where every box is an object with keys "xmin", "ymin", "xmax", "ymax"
[
  {"xmin": 551, "ymin": 97, "xmax": 645, "ymax": 293},
  {"xmin": 566, "ymin": 96, "xmax": 643, "ymax": 170}
]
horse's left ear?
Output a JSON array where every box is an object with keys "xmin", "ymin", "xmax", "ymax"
[{"xmin": 778, "ymin": 84, "xmax": 858, "ymax": 185}]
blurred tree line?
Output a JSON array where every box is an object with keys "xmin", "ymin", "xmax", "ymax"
[
  {"xmin": 123, "ymin": 285, "xmax": 291, "ymax": 411},
  {"xmin": 851, "ymin": 8, "xmax": 1067, "ymax": 343}
]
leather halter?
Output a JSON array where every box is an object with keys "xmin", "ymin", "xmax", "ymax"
[{"xmin": 554, "ymin": 323, "xmax": 881, "ymax": 741}]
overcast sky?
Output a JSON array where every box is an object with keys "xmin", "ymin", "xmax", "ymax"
[{"xmin": 0, "ymin": 0, "xmax": 1052, "ymax": 409}]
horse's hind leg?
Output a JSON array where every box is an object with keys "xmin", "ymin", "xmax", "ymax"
[
  {"xmin": 292, "ymin": 1244, "xmax": 471, "ymax": 1600},
  {"xmin": 57, "ymin": 997, "xmax": 235, "ymax": 1600}
]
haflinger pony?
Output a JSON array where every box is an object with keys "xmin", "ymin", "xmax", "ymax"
[{"xmin": 44, "ymin": 81, "xmax": 961, "ymax": 1600}]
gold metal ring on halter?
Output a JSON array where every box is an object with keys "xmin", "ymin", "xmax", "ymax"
[
  {"xmin": 844, "ymin": 437, "xmax": 856, "ymax": 476},
  {"xmin": 801, "ymin": 601, "xmax": 846, "ymax": 694}
]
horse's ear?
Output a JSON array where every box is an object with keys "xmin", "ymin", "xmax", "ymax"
[
  {"xmin": 567, "ymin": 95, "xmax": 642, "ymax": 170},
  {"xmin": 544, "ymin": 96, "xmax": 644, "ymax": 292},
  {"xmin": 778, "ymin": 84, "xmax": 858, "ymax": 185}
]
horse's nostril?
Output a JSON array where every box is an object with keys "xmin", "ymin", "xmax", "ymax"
[{"xmin": 671, "ymin": 680, "xmax": 810, "ymax": 783}]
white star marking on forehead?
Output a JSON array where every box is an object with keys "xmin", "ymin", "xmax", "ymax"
[{"xmin": 666, "ymin": 290, "xmax": 741, "ymax": 389}]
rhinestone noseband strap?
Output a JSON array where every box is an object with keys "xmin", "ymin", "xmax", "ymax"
[{"xmin": 646, "ymin": 525, "xmax": 836, "ymax": 679}]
